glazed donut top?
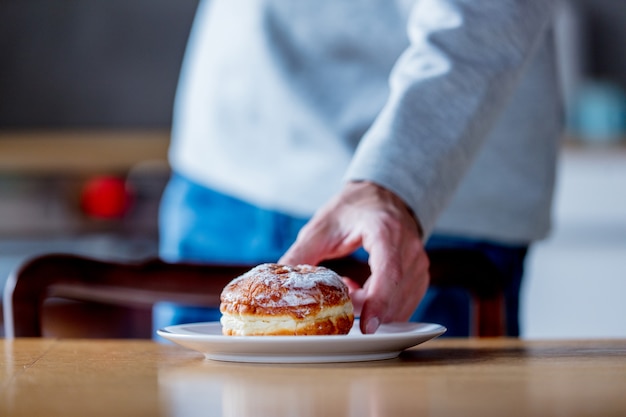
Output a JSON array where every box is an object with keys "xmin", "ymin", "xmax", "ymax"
[{"xmin": 220, "ymin": 263, "xmax": 351, "ymax": 319}]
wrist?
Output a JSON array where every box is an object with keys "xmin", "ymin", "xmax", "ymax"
[{"xmin": 346, "ymin": 180, "xmax": 424, "ymax": 238}]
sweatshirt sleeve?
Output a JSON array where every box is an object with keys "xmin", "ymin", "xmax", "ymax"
[{"xmin": 344, "ymin": 0, "xmax": 557, "ymax": 238}]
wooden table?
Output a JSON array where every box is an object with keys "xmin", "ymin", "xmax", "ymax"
[{"xmin": 1, "ymin": 338, "xmax": 625, "ymax": 417}]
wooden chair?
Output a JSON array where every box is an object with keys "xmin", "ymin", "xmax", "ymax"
[
  {"xmin": 2, "ymin": 249, "xmax": 507, "ymax": 338},
  {"xmin": 427, "ymin": 248, "xmax": 509, "ymax": 337},
  {"xmin": 1, "ymin": 254, "xmax": 370, "ymax": 338}
]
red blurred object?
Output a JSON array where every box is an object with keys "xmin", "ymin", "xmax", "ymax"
[{"xmin": 80, "ymin": 176, "xmax": 133, "ymax": 219}]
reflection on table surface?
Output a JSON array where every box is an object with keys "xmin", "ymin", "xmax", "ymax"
[{"xmin": 2, "ymin": 338, "xmax": 626, "ymax": 417}]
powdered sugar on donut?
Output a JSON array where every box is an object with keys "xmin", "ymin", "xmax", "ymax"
[{"xmin": 222, "ymin": 263, "xmax": 350, "ymax": 308}]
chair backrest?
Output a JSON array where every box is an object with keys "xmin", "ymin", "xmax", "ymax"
[
  {"xmin": 2, "ymin": 254, "xmax": 371, "ymax": 338},
  {"xmin": 3, "ymin": 249, "xmax": 506, "ymax": 338}
]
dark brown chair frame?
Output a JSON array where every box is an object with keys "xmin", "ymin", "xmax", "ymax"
[
  {"xmin": 2, "ymin": 254, "xmax": 370, "ymax": 338},
  {"xmin": 3, "ymin": 249, "xmax": 508, "ymax": 338}
]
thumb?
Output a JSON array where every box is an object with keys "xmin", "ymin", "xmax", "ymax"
[
  {"xmin": 279, "ymin": 219, "xmax": 331, "ymax": 265},
  {"xmin": 279, "ymin": 220, "xmax": 360, "ymax": 266},
  {"xmin": 278, "ymin": 238, "xmax": 322, "ymax": 266}
]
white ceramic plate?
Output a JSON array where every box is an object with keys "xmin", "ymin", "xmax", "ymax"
[{"xmin": 157, "ymin": 321, "xmax": 446, "ymax": 363}]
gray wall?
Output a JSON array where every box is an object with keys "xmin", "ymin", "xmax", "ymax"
[
  {"xmin": 0, "ymin": 0, "xmax": 624, "ymax": 128},
  {"xmin": 572, "ymin": 0, "xmax": 626, "ymax": 89},
  {"xmin": 0, "ymin": 0, "xmax": 199, "ymax": 128}
]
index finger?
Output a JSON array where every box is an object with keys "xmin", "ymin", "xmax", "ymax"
[{"xmin": 358, "ymin": 236, "xmax": 403, "ymax": 334}]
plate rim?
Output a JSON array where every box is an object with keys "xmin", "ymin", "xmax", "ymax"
[
  {"xmin": 157, "ymin": 320, "xmax": 446, "ymax": 363},
  {"xmin": 157, "ymin": 320, "xmax": 446, "ymax": 341}
]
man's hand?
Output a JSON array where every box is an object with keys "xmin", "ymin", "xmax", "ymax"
[{"xmin": 279, "ymin": 181, "xmax": 430, "ymax": 334}]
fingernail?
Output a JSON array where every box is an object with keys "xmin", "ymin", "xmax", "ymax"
[{"xmin": 366, "ymin": 317, "xmax": 380, "ymax": 334}]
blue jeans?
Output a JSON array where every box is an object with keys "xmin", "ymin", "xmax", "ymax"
[{"xmin": 155, "ymin": 173, "xmax": 528, "ymax": 337}]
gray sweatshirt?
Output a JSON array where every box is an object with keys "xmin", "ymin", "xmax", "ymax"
[{"xmin": 169, "ymin": 0, "xmax": 562, "ymax": 244}]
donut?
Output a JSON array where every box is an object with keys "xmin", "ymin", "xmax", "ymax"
[{"xmin": 220, "ymin": 263, "xmax": 354, "ymax": 336}]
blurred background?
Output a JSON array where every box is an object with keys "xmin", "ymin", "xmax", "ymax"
[{"xmin": 0, "ymin": 0, "xmax": 624, "ymax": 338}]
